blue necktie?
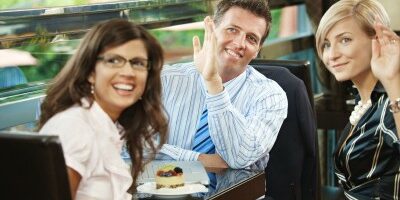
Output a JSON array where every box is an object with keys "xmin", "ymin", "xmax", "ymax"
[
  {"xmin": 192, "ymin": 109, "xmax": 217, "ymax": 192},
  {"xmin": 192, "ymin": 109, "xmax": 215, "ymax": 154}
]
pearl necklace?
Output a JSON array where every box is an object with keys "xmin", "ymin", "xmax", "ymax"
[{"xmin": 349, "ymin": 99, "xmax": 372, "ymax": 126}]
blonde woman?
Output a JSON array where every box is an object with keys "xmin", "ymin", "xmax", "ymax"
[{"xmin": 315, "ymin": 0, "xmax": 400, "ymax": 199}]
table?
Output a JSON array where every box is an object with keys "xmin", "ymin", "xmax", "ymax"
[{"xmin": 134, "ymin": 167, "xmax": 265, "ymax": 200}]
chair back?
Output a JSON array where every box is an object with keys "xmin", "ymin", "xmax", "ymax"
[
  {"xmin": 0, "ymin": 132, "xmax": 71, "ymax": 200},
  {"xmin": 250, "ymin": 59, "xmax": 314, "ymax": 108},
  {"xmin": 250, "ymin": 59, "xmax": 318, "ymax": 200}
]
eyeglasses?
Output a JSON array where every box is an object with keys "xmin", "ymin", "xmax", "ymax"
[{"xmin": 97, "ymin": 54, "xmax": 150, "ymax": 71}]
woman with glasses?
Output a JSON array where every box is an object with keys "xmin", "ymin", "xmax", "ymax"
[
  {"xmin": 315, "ymin": 0, "xmax": 400, "ymax": 199},
  {"xmin": 38, "ymin": 19, "xmax": 168, "ymax": 200}
]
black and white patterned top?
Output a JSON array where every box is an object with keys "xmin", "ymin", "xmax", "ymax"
[{"xmin": 334, "ymin": 84, "xmax": 400, "ymax": 200}]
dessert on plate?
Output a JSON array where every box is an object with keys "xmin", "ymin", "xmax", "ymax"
[{"xmin": 155, "ymin": 164, "xmax": 184, "ymax": 189}]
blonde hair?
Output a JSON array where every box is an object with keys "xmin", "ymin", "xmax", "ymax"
[{"xmin": 315, "ymin": 0, "xmax": 390, "ymax": 59}]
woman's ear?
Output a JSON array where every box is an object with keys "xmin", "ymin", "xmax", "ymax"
[{"xmin": 88, "ymin": 72, "xmax": 95, "ymax": 84}]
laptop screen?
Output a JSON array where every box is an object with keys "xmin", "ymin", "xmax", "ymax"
[{"xmin": 0, "ymin": 132, "xmax": 71, "ymax": 200}]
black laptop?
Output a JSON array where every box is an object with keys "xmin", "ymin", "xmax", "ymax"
[{"xmin": 0, "ymin": 131, "xmax": 71, "ymax": 200}]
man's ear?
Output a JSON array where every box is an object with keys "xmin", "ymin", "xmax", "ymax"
[
  {"xmin": 253, "ymin": 49, "xmax": 261, "ymax": 59},
  {"xmin": 252, "ymin": 54, "xmax": 258, "ymax": 59}
]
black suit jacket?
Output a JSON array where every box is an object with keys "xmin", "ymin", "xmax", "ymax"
[{"xmin": 255, "ymin": 66, "xmax": 317, "ymax": 200}]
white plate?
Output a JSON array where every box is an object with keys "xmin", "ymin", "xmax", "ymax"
[{"xmin": 137, "ymin": 182, "xmax": 208, "ymax": 199}]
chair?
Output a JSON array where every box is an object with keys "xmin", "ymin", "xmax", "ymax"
[
  {"xmin": 250, "ymin": 59, "xmax": 319, "ymax": 200},
  {"xmin": 250, "ymin": 59, "xmax": 314, "ymax": 108},
  {"xmin": 0, "ymin": 132, "xmax": 71, "ymax": 200}
]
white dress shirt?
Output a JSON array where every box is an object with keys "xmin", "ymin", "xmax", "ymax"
[
  {"xmin": 40, "ymin": 99, "xmax": 132, "ymax": 200},
  {"xmin": 159, "ymin": 62, "xmax": 288, "ymax": 169}
]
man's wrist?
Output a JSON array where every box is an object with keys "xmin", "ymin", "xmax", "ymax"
[
  {"xmin": 205, "ymin": 77, "xmax": 223, "ymax": 95},
  {"xmin": 197, "ymin": 153, "xmax": 205, "ymax": 161}
]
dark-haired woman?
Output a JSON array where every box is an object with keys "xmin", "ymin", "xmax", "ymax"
[{"xmin": 38, "ymin": 19, "xmax": 168, "ymax": 200}]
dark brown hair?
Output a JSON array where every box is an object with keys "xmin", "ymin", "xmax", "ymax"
[
  {"xmin": 38, "ymin": 19, "xmax": 168, "ymax": 189},
  {"xmin": 213, "ymin": 0, "xmax": 272, "ymax": 44}
]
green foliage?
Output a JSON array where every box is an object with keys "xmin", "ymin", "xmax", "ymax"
[
  {"xmin": 17, "ymin": 40, "xmax": 77, "ymax": 82},
  {"xmin": 0, "ymin": 0, "xmax": 90, "ymax": 10},
  {"xmin": 150, "ymin": 29, "xmax": 204, "ymax": 50},
  {"xmin": 18, "ymin": 48, "xmax": 68, "ymax": 82},
  {"xmin": 0, "ymin": 0, "xmax": 23, "ymax": 10}
]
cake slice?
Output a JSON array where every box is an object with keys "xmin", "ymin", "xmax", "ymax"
[{"xmin": 155, "ymin": 164, "xmax": 184, "ymax": 189}]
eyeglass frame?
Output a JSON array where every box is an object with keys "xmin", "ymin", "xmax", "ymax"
[{"xmin": 97, "ymin": 54, "xmax": 151, "ymax": 71}]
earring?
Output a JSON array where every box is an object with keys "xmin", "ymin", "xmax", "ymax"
[{"xmin": 91, "ymin": 84, "xmax": 94, "ymax": 94}]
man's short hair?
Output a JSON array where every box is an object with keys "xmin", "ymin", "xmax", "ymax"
[{"xmin": 213, "ymin": 0, "xmax": 272, "ymax": 45}]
